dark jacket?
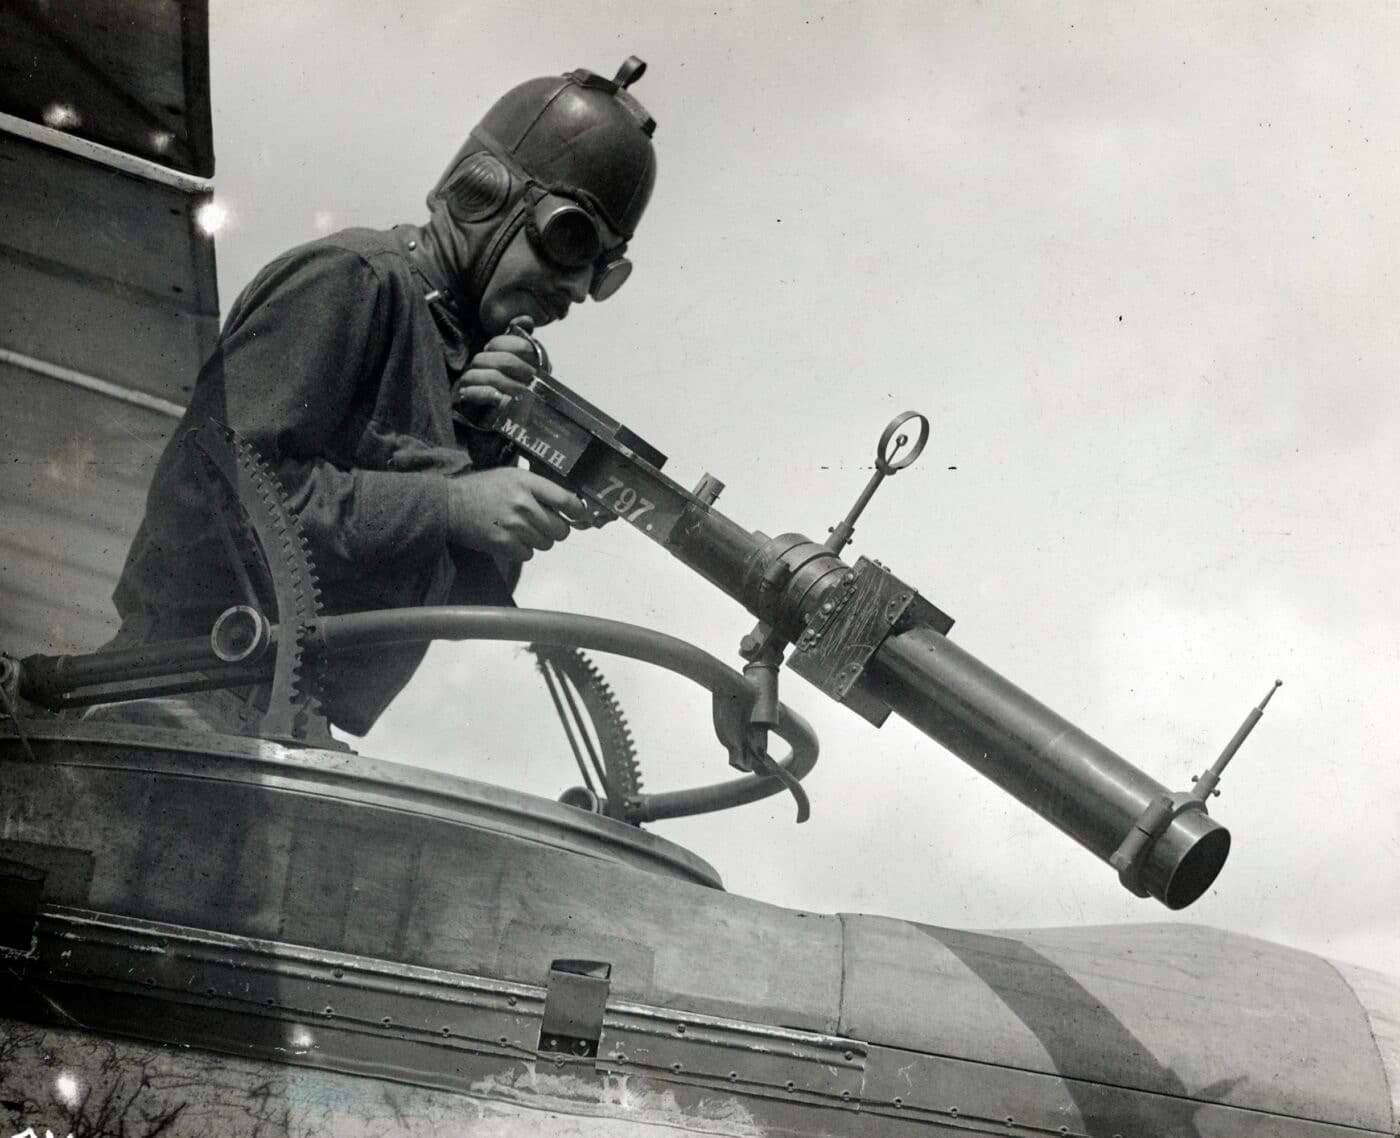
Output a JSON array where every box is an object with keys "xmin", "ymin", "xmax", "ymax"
[{"xmin": 113, "ymin": 228, "xmax": 514, "ymax": 734}]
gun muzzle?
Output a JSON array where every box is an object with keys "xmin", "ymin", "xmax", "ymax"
[{"xmin": 867, "ymin": 625, "xmax": 1230, "ymax": 909}]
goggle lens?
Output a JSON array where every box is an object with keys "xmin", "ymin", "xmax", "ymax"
[
  {"xmin": 532, "ymin": 194, "xmax": 632, "ymax": 301},
  {"xmin": 535, "ymin": 201, "xmax": 601, "ymax": 268},
  {"xmin": 590, "ymin": 257, "xmax": 632, "ymax": 302}
]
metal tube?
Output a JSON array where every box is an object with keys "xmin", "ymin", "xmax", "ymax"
[
  {"xmin": 22, "ymin": 636, "xmax": 229, "ymax": 702},
  {"xmin": 632, "ymin": 702, "xmax": 817, "ymax": 823},
  {"xmin": 317, "ymin": 607, "xmax": 820, "ymax": 820},
  {"xmin": 319, "ymin": 608, "xmax": 748, "ymax": 692},
  {"xmin": 536, "ymin": 660, "xmax": 598, "ymax": 794},
  {"xmin": 553, "ymin": 663, "xmax": 614, "ymax": 797},
  {"xmin": 826, "ymin": 469, "xmax": 884, "ymax": 553},
  {"xmin": 866, "ymin": 625, "xmax": 1230, "ymax": 910},
  {"xmin": 1191, "ymin": 679, "xmax": 1281, "ymax": 801},
  {"xmin": 667, "ymin": 505, "xmax": 765, "ymax": 599},
  {"xmin": 49, "ymin": 666, "xmax": 271, "ymax": 709}
]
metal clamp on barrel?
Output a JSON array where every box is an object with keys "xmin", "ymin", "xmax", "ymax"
[
  {"xmin": 1110, "ymin": 792, "xmax": 1208, "ymax": 899},
  {"xmin": 783, "ymin": 557, "xmax": 952, "ymax": 725}
]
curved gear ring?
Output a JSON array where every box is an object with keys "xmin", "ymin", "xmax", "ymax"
[
  {"xmin": 528, "ymin": 643, "xmax": 644, "ymax": 823},
  {"xmin": 189, "ymin": 425, "xmax": 336, "ymax": 747}
]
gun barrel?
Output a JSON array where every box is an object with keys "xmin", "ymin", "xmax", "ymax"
[
  {"xmin": 867, "ymin": 625, "xmax": 1230, "ymax": 909},
  {"xmin": 661, "ymin": 500, "xmax": 1231, "ymax": 908}
]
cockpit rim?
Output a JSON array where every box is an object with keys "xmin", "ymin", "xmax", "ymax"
[{"xmin": 0, "ymin": 718, "xmax": 724, "ymax": 890}]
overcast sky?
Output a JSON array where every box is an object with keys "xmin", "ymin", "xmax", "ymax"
[{"xmin": 207, "ymin": 1, "xmax": 1399, "ymax": 974}]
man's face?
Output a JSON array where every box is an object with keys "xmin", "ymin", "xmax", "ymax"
[{"xmin": 477, "ymin": 226, "xmax": 594, "ymax": 337}]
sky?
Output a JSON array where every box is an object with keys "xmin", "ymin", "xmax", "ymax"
[{"xmin": 206, "ymin": 1, "xmax": 1399, "ymax": 974}]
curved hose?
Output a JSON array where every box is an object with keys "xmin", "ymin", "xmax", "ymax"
[{"xmin": 314, "ymin": 606, "xmax": 819, "ymax": 822}]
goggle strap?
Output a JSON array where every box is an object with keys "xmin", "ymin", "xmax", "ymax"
[
  {"xmin": 468, "ymin": 128, "xmax": 635, "ymax": 241},
  {"xmin": 468, "ymin": 198, "xmax": 530, "ymax": 302}
]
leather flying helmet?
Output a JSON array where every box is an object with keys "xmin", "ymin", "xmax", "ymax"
[{"xmin": 430, "ymin": 57, "xmax": 657, "ymax": 303}]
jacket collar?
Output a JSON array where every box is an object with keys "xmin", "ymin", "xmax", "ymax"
[{"xmin": 392, "ymin": 224, "xmax": 481, "ymax": 377}]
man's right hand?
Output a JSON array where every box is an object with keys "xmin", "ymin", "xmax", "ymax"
[
  {"xmin": 446, "ymin": 467, "xmax": 595, "ymax": 561},
  {"xmin": 451, "ymin": 319, "xmax": 542, "ymax": 425}
]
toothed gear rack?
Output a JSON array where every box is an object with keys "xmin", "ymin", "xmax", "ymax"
[
  {"xmin": 529, "ymin": 644, "xmax": 644, "ymax": 822},
  {"xmin": 188, "ymin": 424, "xmax": 337, "ymax": 748}
]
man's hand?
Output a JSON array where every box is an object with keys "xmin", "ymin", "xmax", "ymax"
[
  {"xmin": 452, "ymin": 319, "xmax": 542, "ymax": 424},
  {"xmin": 447, "ymin": 467, "xmax": 596, "ymax": 560}
]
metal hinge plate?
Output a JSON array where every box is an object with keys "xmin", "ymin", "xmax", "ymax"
[
  {"xmin": 0, "ymin": 859, "xmax": 45, "ymax": 959},
  {"xmin": 538, "ymin": 959, "xmax": 612, "ymax": 1060}
]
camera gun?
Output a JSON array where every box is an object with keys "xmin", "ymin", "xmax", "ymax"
[{"xmin": 467, "ymin": 329, "xmax": 1277, "ymax": 910}]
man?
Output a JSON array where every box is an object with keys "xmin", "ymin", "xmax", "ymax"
[{"xmin": 103, "ymin": 59, "xmax": 658, "ymax": 736}]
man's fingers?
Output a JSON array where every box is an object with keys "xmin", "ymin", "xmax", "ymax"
[
  {"xmin": 535, "ymin": 510, "xmax": 572, "ymax": 544},
  {"xmin": 454, "ymin": 384, "xmax": 509, "ymax": 412},
  {"xmin": 525, "ymin": 475, "xmax": 596, "ymax": 521},
  {"xmin": 523, "ymin": 476, "xmax": 611, "ymax": 529},
  {"xmin": 452, "ymin": 372, "xmax": 527, "ymax": 422},
  {"xmin": 464, "ymin": 351, "xmax": 535, "ymax": 383},
  {"xmin": 493, "ymin": 529, "xmax": 539, "ymax": 560},
  {"xmin": 559, "ymin": 494, "xmax": 597, "ymax": 526},
  {"xmin": 513, "ymin": 490, "xmax": 572, "ymax": 545},
  {"xmin": 482, "ymin": 332, "xmax": 540, "ymax": 359}
]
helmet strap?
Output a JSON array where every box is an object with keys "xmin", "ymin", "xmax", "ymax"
[{"xmin": 468, "ymin": 196, "xmax": 531, "ymax": 304}]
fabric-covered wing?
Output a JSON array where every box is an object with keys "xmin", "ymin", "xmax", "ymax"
[{"xmin": 0, "ymin": 1, "xmax": 217, "ymax": 656}]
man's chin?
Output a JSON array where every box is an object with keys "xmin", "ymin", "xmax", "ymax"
[
  {"xmin": 482, "ymin": 308, "xmax": 539, "ymax": 337},
  {"xmin": 482, "ymin": 292, "xmax": 563, "ymax": 335}
]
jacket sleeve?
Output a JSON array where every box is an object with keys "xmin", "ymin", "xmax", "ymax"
[{"xmin": 206, "ymin": 245, "xmax": 455, "ymax": 578}]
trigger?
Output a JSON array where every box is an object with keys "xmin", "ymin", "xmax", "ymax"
[{"xmin": 711, "ymin": 689, "xmax": 753, "ymax": 772}]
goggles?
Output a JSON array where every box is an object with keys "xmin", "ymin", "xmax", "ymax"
[{"xmin": 530, "ymin": 193, "xmax": 633, "ymax": 302}]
